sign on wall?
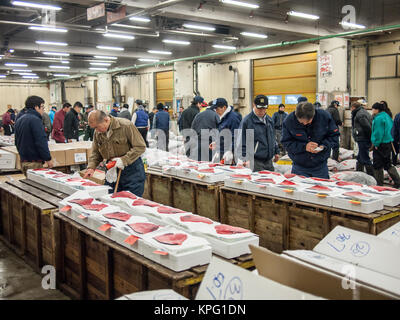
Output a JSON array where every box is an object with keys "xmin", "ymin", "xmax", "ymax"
[
  {"xmin": 285, "ymin": 94, "xmax": 302, "ymax": 105},
  {"xmin": 87, "ymin": 3, "xmax": 105, "ymax": 21},
  {"xmin": 267, "ymin": 95, "xmax": 282, "ymax": 105},
  {"xmin": 319, "ymin": 55, "xmax": 333, "ymax": 78},
  {"xmin": 316, "ymin": 93, "xmax": 328, "ymax": 107},
  {"xmin": 334, "ymin": 94, "xmax": 344, "ymax": 106}
]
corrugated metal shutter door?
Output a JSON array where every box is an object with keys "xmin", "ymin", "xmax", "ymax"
[
  {"xmin": 253, "ymin": 52, "xmax": 317, "ymax": 116},
  {"xmin": 156, "ymin": 71, "xmax": 174, "ymax": 106}
]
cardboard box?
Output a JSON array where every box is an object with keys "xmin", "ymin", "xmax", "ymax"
[
  {"xmin": 250, "ymin": 244, "xmax": 397, "ymax": 299},
  {"xmin": 0, "ymin": 149, "xmax": 16, "ymax": 169},
  {"xmin": 79, "ymin": 169, "xmax": 105, "ymax": 185},
  {"xmin": 65, "ymin": 148, "xmax": 87, "ymax": 165}
]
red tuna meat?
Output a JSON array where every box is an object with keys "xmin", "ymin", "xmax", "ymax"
[
  {"xmin": 82, "ymin": 203, "xmax": 108, "ymax": 211},
  {"xmin": 308, "ymin": 185, "xmax": 332, "ymax": 191},
  {"xmin": 311, "ymin": 177, "xmax": 334, "ymax": 182},
  {"xmin": 128, "ymin": 222, "xmax": 160, "ymax": 234},
  {"xmin": 132, "ymin": 199, "xmax": 160, "ymax": 207},
  {"xmin": 66, "ymin": 178, "xmax": 84, "ymax": 182},
  {"xmin": 215, "ymin": 224, "xmax": 249, "ymax": 235},
  {"xmin": 230, "ymin": 174, "xmax": 252, "ymax": 180},
  {"xmin": 336, "ymin": 181, "xmax": 363, "ymax": 187},
  {"xmin": 111, "ymin": 191, "xmax": 137, "ymax": 200},
  {"xmin": 103, "ymin": 212, "xmax": 132, "ymax": 222},
  {"xmin": 255, "ymin": 178, "xmax": 275, "ymax": 184},
  {"xmin": 154, "ymin": 233, "xmax": 188, "ymax": 245},
  {"xmin": 370, "ymin": 186, "xmax": 398, "ymax": 192},
  {"xmin": 198, "ymin": 168, "xmax": 215, "ymax": 173},
  {"xmin": 180, "ymin": 215, "xmax": 213, "ymax": 224},
  {"xmin": 343, "ymin": 191, "xmax": 370, "ymax": 198},
  {"xmin": 157, "ymin": 206, "xmax": 186, "ymax": 214},
  {"xmin": 69, "ymin": 198, "xmax": 94, "ymax": 206},
  {"xmin": 279, "ymin": 180, "xmax": 296, "ymax": 186},
  {"xmin": 81, "ymin": 181, "xmax": 100, "ymax": 187}
]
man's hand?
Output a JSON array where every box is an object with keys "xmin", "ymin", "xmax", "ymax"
[
  {"xmin": 314, "ymin": 145, "xmax": 325, "ymax": 153},
  {"xmin": 370, "ymin": 144, "xmax": 375, "ymax": 151},
  {"xmin": 112, "ymin": 157, "xmax": 125, "ymax": 169},
  {"xmin": 84, "ymin": 168, "xmax": 95, "ymax": 178},
  {"xmin": 45, "ymin": 160, "xmax": 53, "ymax": 168},
  {"xmin": 209, "ymin": 142, "xmax": 217, "ymax": 150},
  {"xmin": 273, "ymin": 154, "xmax": 280, "ymax": 162},
  {"xmin": 306, "ymin": 142, "xmax": 319, "ymax": 153},
  {"xmin": 67, "ymin": 139, "xmax": 72, "ymax": 143}
]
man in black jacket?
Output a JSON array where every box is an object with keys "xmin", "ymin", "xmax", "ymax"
[
  {"xmin": 15, "ymin": 96, "xmax": 53, "ymax": 175},
  {"xmin": 180, "ymin": 96, "xmax": 204, "ymax": 156},
  {"xmin": 326, "ymin": 100, "xmax": 342, "ymax": 161},
  {"xmin": 351, "ymin": 102, "xmax": 374, "ymax": 177},
  {"xmin": 64, "ymin": 101, "xmax": 83, "ymax": 142}
]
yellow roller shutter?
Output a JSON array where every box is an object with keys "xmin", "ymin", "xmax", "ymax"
[
  {"xmin": 156, "ymin": 70, "xmax": 174, "ymax": 106},
  {"xmin": 253, "ymin": 52, "xmax": 317, "ymax": 116}
]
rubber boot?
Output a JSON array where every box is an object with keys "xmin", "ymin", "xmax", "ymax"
[
  {"xmin": 374, "ymin": 169, "xmax": 384, "ymax": 186},
  {"xmin": 356, "ymin": 161, "xmax": 365, "ymax": 172},
  {"xmin": 365, "ymin": 165, "xmax": 375, "ymax": 178},
  {"xmin": 387, "ymin": 166, "xmax": 400, "ymax": 189}
]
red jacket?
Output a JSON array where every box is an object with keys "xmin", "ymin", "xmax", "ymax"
[
  {"xmin": 2, "ymin": 112, "xmax": 11, "ymax": 126},
  {"xmin": 51, "ymin": 109, "xmax": 67, "ymax": 143}
]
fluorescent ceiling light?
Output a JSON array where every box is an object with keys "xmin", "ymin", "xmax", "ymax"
[
  {"xmin": 29, "ymin": 26, "xmax": 68, "ymax": 33},
  {"xmin": 162, "ymin": 39, "xmax": 190, "ymax": 45},
  {"xmin": 36, "ymin": 40, "xmax": 68, "ymax": 46},
  {"xmin": 54, "ymin": 74, "xmax": 70, "ymax": 77},
  {"xmin": 138, "ymin": 58, "xmax": 159, "ymax": 62},
  {"xmin": 90, "ymin": 67, "xmax": 108, "ymax": 71},
  {"xmin": 22, "ymin": 75, "xmax": 39, "ymax": 79},
  {"xmin": 89, "ymin": 60, "xmax": 115, "ymax": 64},
  {"xmin": 340, "ymin": 21, "xmax": 366, "ymax": 29},
  {"xmin": 287, "ymin": 11, "xmax": 319, "ymax": 20},
  {"xmin": 148, "ymin": 50, "xmax": 172, "ymax": 55},
  {"xmin": 18, "ymin": 73, "xmax": 37, "ymax": 76},
  {"xmin": 0, "ymin": 75, "xmax": 7, "ymax": 78},
  {"xmin": 240, "ymin": 31, "xmax": 268, "ymax": 38},
  {"xmin": 112, "ymin": 23, "xmax": 150, "ymax": 30},
  {"xmin": 43, "ymin": 51, "xmax": 70, "ymax": 56},
  {"xmin": 129, "ymin": 16, "xmax": 150, "ymax": 23},
  {"xmin": 213, "ymin": 44, "xmax": 237, "ymax": 50},
  {"xmin": 94, "ymin": 55, "xmax": 118, "ymax": 60},
  {"xmin": 49, "ymin": 65, "xmax": 70, "ymax": 69},
  {"xmin": 90, "ymin": 62, "xmax": 111, "ymax": 66},
  {"xmin": 183, "ymin": 23, "xmax": 215, "ymax": 31},
  {"xmin": 12, "ymin": 1, "xmax": 61, "ymax": 11},
  {"xmin": 5, "ymin": 62, "xmax": 28, "ymax": 67},
  {"xmin": 96, "ymin": 45, "xmax": 124, "ymax": 51},
  {"xmin": 61, "ymin": 61, "xmax": 69, "ymax": 64},
  {"xmin": 9, "ymin": 49, "xmax": 15, "ymax": 53},
  {"xmin": 12, "ymin": 69, "xmax": 32, "ymax": 72},
  {"xmin": 103, "ymin": 33, "xmax": 135, "ymax": 40},
  {"xmin": 220, "ymin": 0, "xmax": 259, "ymax": 9}
]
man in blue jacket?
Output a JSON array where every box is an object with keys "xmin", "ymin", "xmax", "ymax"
[
  {"xmin": 239, "ymin": 95, "xmax": 280, "ymax": 172},
  {"xmin": 15, "ymin": 96, "xmax": 53, "ymax": 176},
  {"xmin": 153, "ymin": 103, "xmax": 170, "ymax": 151},
  {"xmin": 272, "ymin": 104, "xmax": 288, "ymax": 155},
  {"xmin": 281, "ymin": 102, "xmax": 340, "ymax": 179}
]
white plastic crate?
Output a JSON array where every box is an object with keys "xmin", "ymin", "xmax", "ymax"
[{"xmin": 331, "ymin": 190, "xmax": 384, "ymax": 214}]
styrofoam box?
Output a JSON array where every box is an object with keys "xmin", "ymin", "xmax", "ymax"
[
  {"xmin": 331, "ymin": 191, "xmax": 384, "ymax": 214},
  {"xmin": 268, "ymin": 181, "xmax": 306, "ymax": 201},
  {"xmin": 297, "ymin": 185, "xmax": 343, "ymax": 207},
  {"xmin": 377, "ymin": 221, "xmax": 400, "ymax": 246},
  {"xmin": 360, "ymin": 186, "xmax": 400, "ymax": 207},
  {"xmin": 175, "ymin": 168, "xmax": 228, "ymax": 183},
  {"xmin": 0, "ymin": 149, "xmax": 16, "ymax": 169}
]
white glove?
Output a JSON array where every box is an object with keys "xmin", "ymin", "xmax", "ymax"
[
  {"xmin": 222, "ymin": 151, "xmax": 233, "ymax": 164},
  {"xmin": 105, "ymin": 165, "xmax": 118, "ymax": 183},
  {"xmin": 237, "ymin": 159, "xmax": 244, "ymax": 166},
  {"xmin": 113, "ymin": 157, "xmax": 125, "ymax": 170}
]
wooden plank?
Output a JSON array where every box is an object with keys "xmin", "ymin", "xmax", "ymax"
[
  {"xmin": 7, "ymin": 180, "xmax": 63, "ymax": 206},
  {"xmin": 21, "ymin": 179, "xmax": 69, "ymax": 199},
  {"xmin": 77, "ymin": 230, "xmax": 87, "ymax": 299}
]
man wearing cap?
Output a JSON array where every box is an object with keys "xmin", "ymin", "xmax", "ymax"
[
  {"xmin": 326, "ymin": 100, "xmax": 343, "ymax": 161},
  {"xmin": 281, "ymin": 102, "xmax": 340, "ymax": 179},
  {"xmin": 191, "ymin": 99, "xmax": 220, "ymax": 161},
  {"xmin": 110, "ymin": 103, "xmax": 119, "ymax": 117},
  {"xmin": 181, "ymin": 96, "xmax": 204, "ymax": 156},
  {"xmin": 132, "ymin": 103, "xmax": 150, "ymax": 147},
  {"xmin": 239, "ymin": 95, "xmax": 280, "ymax": 172},
  {"xmin": 153, "ymin": 103, "xmax": 170, "ymax": 151}
]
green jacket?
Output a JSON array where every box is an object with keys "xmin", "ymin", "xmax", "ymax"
[{"xmin": 371, "ymin": 111, "xmax": 393, "ymax": 147}]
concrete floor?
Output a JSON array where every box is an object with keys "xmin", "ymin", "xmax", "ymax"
[{"xmin": 0, "ymin": 240, "xmax": 69, "ymax": 300}]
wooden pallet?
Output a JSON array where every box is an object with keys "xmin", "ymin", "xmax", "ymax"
[
  {"xmin": 144, "ymin": 170, "xmax": 222, "ymax": 221},
  {"xmin": 220, "ymin": 186, "xmax": 400, "ymax": 253},
  {"xmin": 53, "ymin": 211, "xmax": 254, "ymax": 300},
  {"xmin": 0, "ymin": 179, "xmax": 64, "ymax": 272}
]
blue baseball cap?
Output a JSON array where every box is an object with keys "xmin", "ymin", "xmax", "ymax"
[
  {"xmin": 297, "ymin": 96, "xmax": 308, "ymax": 103},
  {"xmin": 211, "ymin": 98, "xmax": 228, "ymax": 109},
  {"xmin": 193, "ymin": 96, "xmax": 204, "ymax": 104}
]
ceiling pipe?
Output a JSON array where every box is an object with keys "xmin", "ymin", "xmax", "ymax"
[{"xmin": 40, "ymin": 23, "xmax": 400, "ymax": 83}]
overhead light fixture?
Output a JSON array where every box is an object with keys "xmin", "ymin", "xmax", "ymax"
[
  {"xmin": 103, "ymin": 33, "xmax": 135, "ymax": 40},
  {"xmin": 287, "ymin": 11, "xmax": 319, "ymax": 20},
  {"xmin": 43, "ymin": 52, "xmax": 70, "ymax": 56},
  {"xmin": 148, "ymin": 50, "xmax": 172, "ymax": 55},
  {"xmin": 90, "ymin": 62, "xmax": 111, "ymax": 66},
  {"xmin": 49, "ymin": 65, "xmax": 70, "ymax": 69},
  {"xmin": 12, "ymin": 69, "xmax": 32, "ymax": 72},
  {"xmin": 112, "ymin": 23, "xmax": 150, "ymax": 30},
  {"xmin": 54, "ymin": 74, "xmax": 70, "ymax": 77},
  {"xmin": 61, "ymin": 61, "xmax": 69, "ymax": 64},
  {"xmin": 213, "ymin": 44, "xmax": 237, "ymax": 50},
  {"xmin": 29, "ymin": 26, "xmax": 68, "ymax": 33},
  {"xmin": 240, "ymin": 31, "xmax": 268, "ymax": 38},
  {"xmin": 5, "ymin": 62, "xmax": 28, "ymax": 67},
  {"xmin": 12, "ymin": 1, "xmax": 61, "ymax": 11},
  {"xmin": 96, "ymin": 45, "xmax": 124, "ymax": 51},
  {"xmin": 138, "ymin": 58, "xmax": 159, "ymax": 62},
  {"xmin": 162, "ymin": 39, "xmax": 190, "ymax": 45},
  {"xmin": 220, "ymin": 0, "xmax": 259, "ymax": 9},
  {"xmin": 129, "ymin": 17, "xmax": 150, "ymax": 23},
  {"xmin": 23, "ymin": 75, "xmax": 39, "ymax": 79},
  {"xmin": 89, "ymin": 67, "xmax": 108, "ymax": 71},
  {"xmin": 183, "ymin": 23, "xmax": 216, "ymax": 31},
  {"xmin": 0, "ymin": 75, "xmax": 6, "ymax": 78},
  {"xmin": 94, "ymin": 55, "xmax": 118, "ymax": 60},
  {"xmin": 9, "ymin": 49, "xmax": 15, "ymax": 53},
  {"xmin": 18, "ymin": 72, "xmax": 37, "ymax": 76},
  {"xmin": 36, "ymin": 40, "xmax": 68, "ymax": 46},
  {"xmin": 340, "ymin": 21, "xmax": 366, "ymax": 29}
]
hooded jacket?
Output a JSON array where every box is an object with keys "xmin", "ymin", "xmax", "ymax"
[
  {"xmin": 180, "ymin": 104, "xmax": 200, "ymax": 130},
  {"xmin": 371, "ymin": 111, "xmax": 393, "ymax": 147},
  {"xmin": 218, "ymin": 106, "xmax": 241, "ymax": 153},
  {"xmin": 272, "ymin": 110, "xmax": 288, "ymax": 130},
  {"xmin": 351, "ymin": 106, "xmax": 372, "ymax": 142}
]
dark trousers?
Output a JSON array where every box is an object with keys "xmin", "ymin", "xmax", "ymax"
[
  {"xmin": 138, "ymin": 127, "xmax": 149, "ymax": 147},
  {"xmin": 3, "ymin": 125, "xmax": 11, "ymax": 136},
  {"xmin": 357, "ymin": 141, "xmax": 372, "ymax": 166},
  {"xmin": 156, "ymin": 129, "xmax": 169, "ymax": 151},
  {"xmin": 373, "ymin": 142, "xmax": 393, "ymax": 170},
  {"xmin": 83, "ymin": 127, "xmax": 94, "ymax": 141},
  {"xmin": 253, "ymin": 158, "xmax": 274, "ymax": 172},
  {"xmin": 332, "ymin": 147, "xmax": 339, "ymax": 161},
  {"xmin": 292, "ymin": 162, "xmax": 330, "ymax": 179},
  {"xmin": 105, "ymin": 158, "xmax": 146, "ymax": 197}
]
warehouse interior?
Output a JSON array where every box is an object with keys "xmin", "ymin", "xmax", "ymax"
[{"xmin": 0, "ymin": 0, "xmax": 400, "ymax": 303}]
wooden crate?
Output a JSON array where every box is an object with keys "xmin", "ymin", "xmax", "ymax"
[
  {"xmin": 220, "ymin": 186, "xmax": 400, "ymax": 253},
  {"xmin": 53, "ymin": 212, "xmax": 254, "ymax": 300},
  {"xmin": 144, "ymin": 170, "xmax": 221, "ymax": 221},
  {"xmin": 0, "ymin": 179, "xmax": 64, "ymax": 271}
]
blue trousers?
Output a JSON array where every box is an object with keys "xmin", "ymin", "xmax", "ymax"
[
  {"xmin": 357, "ymin": 141, "xmax": 372, "ymax": 166},
  {"xmin": 106, "ymin": 157, "xmax": 146, "ymax": 197},
  {"xmin": 292, "ymin": 162, "xmax": 330, "ymax": 179}
]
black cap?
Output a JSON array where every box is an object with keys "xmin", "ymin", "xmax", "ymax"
[
  {"xmin": 211, "ymin": 98, "xmax": 228, "ymax": 109},
  {"xmin": 135, "ymin": 99, "xmax": 142, "ymax": 105},
  {"xmin": 298, "ymin": 96, "xmax": 308, "ymax": 103},
  {"xmin": 254, "ymin": 95, "xmax": 268, "ymax": 109},
  {"xmin": 193, "ymin": 96, "xmax": 204, "ymax": 104}
]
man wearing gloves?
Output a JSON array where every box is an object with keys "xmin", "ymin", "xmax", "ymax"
[
  {"xmin": 84, "ymin": 110, "xmax": 146, "ymax": 196},
  {"xmin": 239, "ymin": 95, "xmax": 280, "ymax": 172},
  {"xmin": 281, "ymin": 102, "xmax": 340, "ymax": 179}
]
